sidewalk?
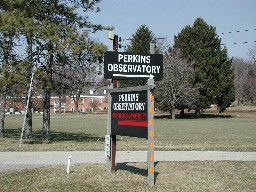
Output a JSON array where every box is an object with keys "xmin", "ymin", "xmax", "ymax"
[{"xmin": 1, "ymin": 151, "xmax": 256, "ymax": 172}]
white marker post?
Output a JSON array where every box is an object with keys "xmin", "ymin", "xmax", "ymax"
[{"xmin": 67, "ymin": 156, "xmax": 71, "ymax": 174}]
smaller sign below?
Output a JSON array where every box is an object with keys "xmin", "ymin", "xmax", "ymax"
[
  {"xmin": 104, "ymin": 51, "xmax": 163, "ymax": 80},
  {"xmin": 111, "ymin": 90, "xmax": 148, "ymax": 138}
]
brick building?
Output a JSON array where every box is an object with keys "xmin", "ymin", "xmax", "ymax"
[
  {"xmin": 51, "ymin": 94, "xmax": 108, "ymax": 113},
  {"xmin": 4, "ymin": 88, "xmax": 108, "ymax": 114}
]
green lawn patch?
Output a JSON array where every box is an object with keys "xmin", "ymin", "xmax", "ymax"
[{"xmin": 0, "ymin": 110, "xmax": 256, "ymax": 152}]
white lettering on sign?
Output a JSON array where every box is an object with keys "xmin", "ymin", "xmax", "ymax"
[
  {"xmin": 113, "ymin": 102, "xmax": 146, "ymax": 111},
  {"xmin": 118, "ymin": 53, "xmax": 150, "ymax": 64},
  {"xmin": 119, "ymin": 94, "xmax": 139, "ymax": 102},
  {"xmin": 107, "ymin": 63, "xmax": 160, "ymax": 74}
]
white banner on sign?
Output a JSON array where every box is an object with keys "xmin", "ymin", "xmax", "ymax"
[{"xmin": 113, "ymin": 74, "xmax": 154, "ymax": 78}]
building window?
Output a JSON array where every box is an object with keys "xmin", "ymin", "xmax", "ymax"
[
  {"xmin": 71, "ymin": 98, "xmax": 74, "ymax": 103},
  {"xmin": 81, "ymin": 108, "xmax": 85, "ymax": 113},
  {"xmin": 81, "ymin": 98, "xmax": 84, "ymax": 104},
  {"xmin": 90, "ymin": 107, "xmax": 94, "ymax": 112},
  {"xmin": 99, "ymin": 98, "xmax": 102, "ymax": 104},
  {"xmin": 90, "ymin": 98, "xmax": 93, "ymax": 104},
  {"xmin": 103, "ymin": 90, "xmax": 107, "ymax": 94},
  {"xmin": 54, "ymin": 100, "xmax": 59, "ymax": 108}
]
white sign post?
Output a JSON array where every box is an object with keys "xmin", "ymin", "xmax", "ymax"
[{"xmin": 147, "ymin": 78, "xmax": 155, "ymax": 186}]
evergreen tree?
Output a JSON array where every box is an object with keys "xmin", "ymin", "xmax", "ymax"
[
  {"xmin": 174, "ymin": 18, "xmax": 235, "ymax": 115},
  {"xmin": 119, "ymin": 25, "xmax": 155, "ymax": 87},
  {"xmin": 1, "ymin": 0, "xmax": 105, "ymax": 140},
  {"xmin": 0, "ymin": 9, "xmax": 27, "ymax": 138},
  {"xmin": 34, "ymin": 0, "xmax": 104, "ymax": 140}
]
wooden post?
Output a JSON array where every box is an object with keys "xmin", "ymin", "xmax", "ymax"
[
  {"xmin": 110, "ymin": 79, "xmax": 118, "ymax": 173},
  {"xmin": 107, "ymin": 34, "xmax": 119, "ymax": 173},
  {"xmin": 147, "ymin": 78, "xmax": 155, "ymax": 186},
  {"xmin": 106, "ymin": 83, "xmax": 113, "ymax": 172},
  {"xmin": 111, "ymin": 135, "xmax": 116, "ymax": 172}
]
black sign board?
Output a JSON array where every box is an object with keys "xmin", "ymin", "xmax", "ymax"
[
  {"xmin": 104, "ymin": 51, "xmax": 163, "ymax": 81},
  {"xmin": 111, "ymin": 90, "xmax": 148, "ymax": 138}
]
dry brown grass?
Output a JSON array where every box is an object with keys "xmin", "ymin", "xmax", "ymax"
[{"xmin": 0, "ymin": 161, "xmax": 255, "ymax": 191}]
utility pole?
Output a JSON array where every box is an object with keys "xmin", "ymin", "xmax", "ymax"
[{"xmin": 19, "ymin": 72, "xmax": 34, "ymax": 146}]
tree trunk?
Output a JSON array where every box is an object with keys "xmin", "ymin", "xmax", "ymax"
[
  {"xmin": 74, "ymin": 96, "xmax": 79, "ymax": 113},
  {"xmin": 25, "ymin": 35, "xmax": 33, "ymax": 139},
  {"xmin": 58, "ymin": 95, "xmax": 62, "ymax": 113},
  {"xmin": 170, "ymin": 94, "xmax": 176, "ymax": 119},
  {"xmin": 194, "ymin": 108, "xmax": 201, "ymax": 117},
  {"xmin": 0, "ymin": 97, "xmax": 6, "ymax": 138},
  {"xmin": 25, "ymin": 96, "xmax": 33, "ymax": 139},
  {"xmin": 42, "ymin": 89, "xmax": 50, "ymax": 141},
  {"xmin": 180, "ymin": 108, "xmax": 185, "ymax": 117},
  {"xmin": 74, "ymin": 90, "xmax": 81, "ymax": 114},
  {"xmin": 42, "ymin": 40, "xmax": 53, "ymax": 141},
  {"xmin": 171, "ymin": 107, "xmax": 176, "ymax": 119}
]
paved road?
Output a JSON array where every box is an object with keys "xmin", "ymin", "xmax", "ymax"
[{"xmin": 1, "ymin": 151, "xmax": 256, "ymax": 172}]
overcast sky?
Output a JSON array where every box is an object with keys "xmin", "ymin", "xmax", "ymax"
[{"xmin": 87, "ymin": 0, "xmax": 256, "ymax": 59}]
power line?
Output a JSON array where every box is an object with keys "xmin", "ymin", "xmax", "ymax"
[
  {"xmin": 219, "ymin": 28, "xmax": 256, "ymax": 35},
  {"xmin": 221, "ymin": 40, "xmax": 256, "ymax": 46},
  {"xmin": 218, "ymin": 28, "xmax": 256, "ymax": 45}
]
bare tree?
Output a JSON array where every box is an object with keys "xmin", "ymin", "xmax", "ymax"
[
  {"xmin": 232, "ymin": 58, "xmax": 247, "ymax": 106},
  {"xmin": 155, "ymin": 48, "xmax": 199, "ymax": 119},
  {"xmin": 248, "ymin": 45, "xmax": 256, "ymax": 63},
  {"xmin": 52, "ymin": 33, "xmax": 107, "ymax": 113},
  {"xmin": 241, "ymin": 63, "xmax": 256, "ymax": 105},
  {"xmin": 232, "ymin": 57, "xmax": 256, "ymax": 105}
]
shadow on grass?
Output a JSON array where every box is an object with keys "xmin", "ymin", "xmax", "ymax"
[
  {"xmin": 4, "ymin": 128, "xmax": 21, "ymax": 139},
  {"xmin": 155, "ymin": 113, "xmax": 233, "ymax": 119},
  {"xmin": 49, "ymin": 131, "xmax": 102, "ymax": 142},
  {"xmin": 4, "ymin": 128, "xmax": 102, "ymax": 143},
  {"xmin": 116, "ymin": 162, "xmax": 159, "ymax": 183}
]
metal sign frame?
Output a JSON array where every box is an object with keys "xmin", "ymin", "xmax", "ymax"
[{"xmin": 106, "ymin": 78, "xmax": 155, "ymax": 186}]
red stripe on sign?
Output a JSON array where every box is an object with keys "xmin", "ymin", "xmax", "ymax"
[{"xmin": 118, "ymin": 120, "xmax": 148, "ymax": 127}]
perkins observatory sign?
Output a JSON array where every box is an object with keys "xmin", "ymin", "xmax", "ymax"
[
  {"xmin": 104, "ymin": 51, "xmax": 163, "ymax": 80},
  {"xmin": 104, "ymin": 50, "xmax": 162, "ymax": 186},
  {"xmin": 111, "ymin": 90, "xmax": 148, "ymax": 138}
]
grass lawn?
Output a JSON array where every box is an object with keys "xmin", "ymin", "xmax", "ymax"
[
  {"xmin": 1, "ymin": 108, "xmax": 256, "ymax": 191},
  {"xmin": 1, "ymin": 108, "xmax": 255, "ymax": 152},
  {"xmin": 0, "ymin": 161, "xmax": 256, "ymax": 191}
]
